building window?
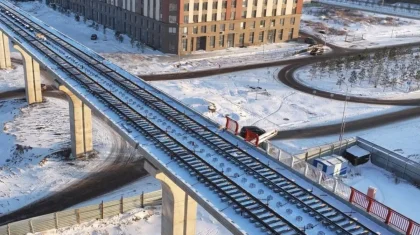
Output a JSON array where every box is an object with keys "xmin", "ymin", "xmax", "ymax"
[
  {"xmin": 272, "ymin": 9, "xmax": 277, "ymax": 15},
  {"xmin": 211, "ymin": 25, "xmax": 217, "ymax": 32},
  {"xmin": 250, "ymin": 21, "xmax": 255, "ymax": 29},
  {"xmin": 288, "ymin": 28, "xmax": 294, "ymax": 40},
  {"xmin": 263, "ymin": 9, "xmax": 267, "ymax": 17},
  {"xmin": 184, "ymin": 16, "xmax": 189, "ymax": 23},
  {"xmin": 184, "ymin": 3, "xmax": 189, "ymax": 11},
  {"xmin": 283, "ymin": 0, "xmax": 287, "ymax": 3},
  {"xmin": 278, "ymin": 29, "xmax": 283, "ymax": 40},
  {"xmin": 210, "ymin": 36, "xmax": 216, "ymax": 48},
  {"xmin": 253, "ymin": 0, "xmax": 257, "ymax": 6},
  {"xmin": 219, "ymin": 35, "xmax": 225, "ymax": 46},
  {"xmin": 231, "ymin": 12, "xmax": 235, "ymax": 20},
  {"xmin": 193, "ymin": 15, "xmax": 199, "ymax": 22},
  {"xmin": 223, "ymin": 1, "xmax": 227, "ymax": 8},
  {"xmin": 240, "ymin": 22, "xmax": 246, "ymax": 29},
  {"xmin": 239, "ymin": 33, "xmax": 245, "ymax": 45},
  {"xmin": 221, "ymin": 12, "xmax": 226, "ymax": 20},
  {"xmin": 183, "ymin": 27, "xmax": 188, "ymax": 34},
  {"xmin": 232, "ymin": 0, "xmax": 237, "ymax": 7},
  {"xmin": 169, "ymin": 3, "xmax": 177, "ymax": 11},
  {"xmin": 264, "ymin": 0, "xmax": 268, "ymax": 4},
  {"xmin": 192, "ymin": 26, "xmax": 198, "ymax": 34},
  {"xmin": 213, "ymin": 2, "xmax": 218, "ymax": 9},
  {"xmin": 249, "ymin": 32, "xmax": 254, "ymax": 43},
  {"xmin": 290, "ymin": 17, "xmax": 295, "ymax": 25},
  {"xmin": 242, "ymin": 11, "xmax": 247, "ymax": 18},
  {"xmin": 194, "ymin": 3, "xmax": 199, "ymax": 10},
  {"xmin": 281, "ymin": 8, "xmax": 286, "ymax": 15},
  {"xmin": 259, "ymin": 31, "xmax": 264, "ymax": 42},
  {"xmin": 212, "ymin": 13, "xmax": 217, "ymax": 20},
  {"xmin": 252, "ymin": 10, "xmax": 256, "ymax": 17},
  {"xmin": 242, "ymin": 0, "xmax": 247, "ymax": 7},
  {"xmin": 260, "ymin": 20, "xmax": 265, "ymax": 28},
  {"xmin": 280, "ymin": 19, "xmax": 284, "ymax": 25},
  {"xmin": 169, "ymin": 27, "xmax": 177, "ymax": 33},
  {"xmin": 201, "ymin": 26, "xmax": 207, "ymax": 33},
  {"xmin": 202, "ymin": 14, "xmax": 207, "ymax": 22},
  {"xmin": 203, "ymin": 2, "xmax": 208, "ymax": 10},
  {"xmin": 292, "ymin": 7, "xmax": 297, "ymax": 14},
  {"xmin": 271, "ymin": 19, "xmax": 275, "ymax": 27},
  {"xmin": 182, "ymin": 39, "xmax": 188, "ymax": 51},
  {"xmin": 220, "ymin": 24, "xmax": 225, "ymax": 31},
  {"xmin": 229, "ymin": 23, "xmax": 235, "ymax": 30},
  {"xmin": 169, "ymin": 15, "xmax": 177, "ymax": 23}
]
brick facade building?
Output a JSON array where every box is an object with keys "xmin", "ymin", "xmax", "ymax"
[{"xmin": 48, "ymin": 0, "xmax": 303, "ymax": 54}]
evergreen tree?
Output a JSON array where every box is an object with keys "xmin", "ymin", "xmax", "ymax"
[
  {"xmin": 349, "ymin": 70, "xmax": 357, "ymax": 87},
  {"xmin": 336, "ymin": 73, "xmax": 345, "ymax": 88},
  {"xmin": 358, "ymin": 68, "xmax": 366, "ymax": 85}
]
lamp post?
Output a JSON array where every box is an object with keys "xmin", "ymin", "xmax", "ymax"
[{"xmin": 338, "ymin": 83, "xmax": 350, "ymax": 154}]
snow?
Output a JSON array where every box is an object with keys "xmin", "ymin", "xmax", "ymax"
[
  {"xmin": 15, "ymin": 1, "xmax": 162, "ymax": 55},
  {"xmin": 152, "ymin": 67, "xmax": 394, "ymax": 131},
  {"xmin": 14, "ymin": 1, "xmax": 308, "ymax": 75},
  {"xmin": 301, "ymin": 4, "xmax": 420, "ymax": 48},
  {"xmin": 0, "ymin": 64, "xmax": 24, "ymax": 93},
  {"xmin": 344, "ymin": 162, "xmax": 420, "ymax": 223},
  {"xmin": 0, "ymin": 2, "xmax": 395, "ymax": 232},
  {"xmin": 0, "ymin": 97, "xmax": 121, "ymax": 215},
  {"xmin": 69, "ymin": 178, "xmax": 232, "ymax": 235},
  {"xmin": 28, "ymin": 205, "xmax": 231, "ymax": 235},
  {"xmin": 315, "ymin": 0, "xmax": 420, "ymax": 19},
  {"xmin": 274, "ymin": 116, "xmax": 420, "ymax": 162},
  {"xmin": 346, "ymin": 145, "xmax": 371, "ymax": 158}
]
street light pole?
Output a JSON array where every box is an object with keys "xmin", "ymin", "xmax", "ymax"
[{"xmin": 338, "ymin": 83, "xmax": 349, "ymax": 154}]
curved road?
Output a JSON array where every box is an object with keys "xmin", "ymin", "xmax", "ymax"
[{"xmin": 0, "ymin": 88, "xmax": 149, "ymax": 225}]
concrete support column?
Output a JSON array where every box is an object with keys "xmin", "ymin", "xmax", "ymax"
[
  {"xmin": 0, "ymin": 31, "xmax": 12, "ymax": 69},
  {"xmin": 145, "ymin": 161, "xmax": 197, "ymax": 235},
  {"xmin": 59, "ymin": 85, "xmax": 93, "ymax": 158},
  {"xmin": 13, "ymin": 44, "xmax": 42, "ymax": 104}
]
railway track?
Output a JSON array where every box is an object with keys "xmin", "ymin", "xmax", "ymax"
[
  {"xmin": 0, "ymin": 2, "xmax": 380, "ymax": 234},
  {"xmin": 0, "ymin": 4, "xmax": 305, "ymax": 234}
]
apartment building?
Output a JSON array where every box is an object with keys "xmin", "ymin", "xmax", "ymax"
[{"xmin": 48, "ymin": 0, "xmax": 303, "ymax": 55}]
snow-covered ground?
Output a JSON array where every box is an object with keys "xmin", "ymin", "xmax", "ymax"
[
  {"xmin": 0, "ymin": 97, "xmax": 120, "ymax": 215},
  {"xmin": 151, "ymin": 66, "xmax": 394, "ymax": 131},
  {"xmin": 0, "ymin": 65, "xmax": 24, "ymax": 92},
  {"xmin": 315, "ymin": 0, "xmax": 420, "ymax": 19},
  {"xmin": 301, "ymin": 4, "xmax": 420, "ymax": 48},
  {"xmin": 15, "ymin": 1, "xmax": 308, "ymax": 75},
  {"xmin": 343, "ymin": 162, "xmax": 420, "ymax": 223},
  {"xmin": 68, "ymin": 177, "xmax": 231, "ymax": 235},
  {"xmin": 30, "ymin": 205, "xmax": 230, "ymax": 235},
  {"xmin": 273, "ymin": 115, "xmax": 420, "ymax": 161},
  {"xmin": 0, "ymin": 66, "xmax": 125, "ymax": 215}
]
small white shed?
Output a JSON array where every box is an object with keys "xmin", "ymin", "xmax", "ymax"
[{"xmin": 313, "ymin": 155, "xmax": 348, "ymax": 177}]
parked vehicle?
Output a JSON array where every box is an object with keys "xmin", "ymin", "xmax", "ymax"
[
  {"xmin": 239, "ymin": 126, "xmax": 266, "ymax": 138},
  {"xmin": 90, "ymin": 34, "xmax": 98, "ymax": 40}
]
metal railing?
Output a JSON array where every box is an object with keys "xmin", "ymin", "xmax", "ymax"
[
  {"xmin": 0, "ymin": 190, "xmax": 162, "ymax": 235},
  {"xmin": 266, "ymin": 140, "xmax": 420, "ymax": 234}
]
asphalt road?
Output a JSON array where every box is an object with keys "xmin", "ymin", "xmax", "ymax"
[
  {"xmin": 273, "ymin": 106, "xmax": 420, "ymax": 140},
  {"xmin": 0, "ymin": 89, "xmax": 149, "ymax": 225}
]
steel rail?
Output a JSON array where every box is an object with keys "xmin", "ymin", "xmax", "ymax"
[
  {"xmin": 0, "ymin": 9, "xmax": 305, "ymax": 235},
  {"xmin": 1, "ymin": 3, "xmax": 377, "ymax": 234}
]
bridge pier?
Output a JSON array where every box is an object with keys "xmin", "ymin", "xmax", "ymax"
[
  {"xmin": 144, "ymin": 161, "xmax": 197, "ymax": 235},
  {"xmin": 13, "ymin": 44, "xmax": 42, "ymax": 104},
  {"xmin": 0, "ymin": 31, "xmax": 11, "ymax": 69},
  {"xmin": 59, "ymin": 85, "xmax": 93, "ymax": 158}
]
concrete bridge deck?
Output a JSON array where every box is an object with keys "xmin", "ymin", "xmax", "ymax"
[{"xmin": 0, "ymin": 1, "xmax": 396, "ymax": 234}]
